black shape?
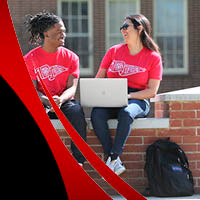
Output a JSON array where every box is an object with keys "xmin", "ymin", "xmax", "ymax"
[{"xmin": 1, "ymin": 76, "xmax": 68, "ymax": 199}]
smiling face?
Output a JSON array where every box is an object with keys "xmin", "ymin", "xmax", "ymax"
[
  {"xmin": 44, "ymin": 20, "xmax": 66, "ymax": 48},
  {"xmin": 120, "ymin": 19, "xmax": 140, "ymax": 44}
]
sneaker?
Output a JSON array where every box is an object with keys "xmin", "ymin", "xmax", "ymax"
[
  {"xmin": 106, "ymin": 156, "xmax": 111, "ymax": 165},
  {"xmin": 114, "ymin": 157, "xmax": 126, "ymax": 175},
  {"xmin": 106, "ymin": 156, "xmax": 116, "ymax": 172},
  {"xmin": 106, "ymin": 156, "xmax": 126, "ymax": 176},
  {"xmin": 78, "ymin": 163, "xmax": 83, "ymax": 167}
]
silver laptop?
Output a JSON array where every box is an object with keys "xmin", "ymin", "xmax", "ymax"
[{"xmin": 80, "ymin": 78, "xmax": 128, "ymax": 107}]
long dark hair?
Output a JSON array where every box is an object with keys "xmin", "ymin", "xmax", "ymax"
[
  {"xmin": 24, "ymin": 11, "xmax": 61, "ymax": 45},
  {"xmin": 126, "ymin": 14, "xmax": 160, "ymax": 54}
]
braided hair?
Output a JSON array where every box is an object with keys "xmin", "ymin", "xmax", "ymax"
[{"xmin": 24, "ymin": 11, "xmax": 61, "ymax": 45}]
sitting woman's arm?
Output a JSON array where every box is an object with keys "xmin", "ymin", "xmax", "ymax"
[
  {"xmin": 95, "ymin": 68, "xmax": 107, "ymax": 78},
  {"xmin": 128, "ymin": 79, "xmax": 161, "ymax": 100}
]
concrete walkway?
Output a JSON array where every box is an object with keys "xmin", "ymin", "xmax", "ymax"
[
  {"xmin": 146, "ymin": 195, "xmax": 200, "ymax": 200},
  {"xmin": 111, "ymin": 194, "xmax": 200, "ymax": 200}
]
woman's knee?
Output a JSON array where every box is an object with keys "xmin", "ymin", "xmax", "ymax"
[
  {"xmin": 91, "ymin": 108, "xmax": 108, "ymax": 122},
  {"xmin": 118, "ymin": 108, "xmax": 133, "ymax": 121},
  {"xmin": 121, "ymin": 103, "xmax": 145, "ymax": 120}
]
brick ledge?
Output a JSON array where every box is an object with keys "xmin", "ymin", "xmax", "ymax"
[
  {"xmin": 51, "ymin": 118, "xmax": 169, "ymax": 130},
  {"xmin": 151, "ymin": 86, "xmax": 200, "ymax": 102}
]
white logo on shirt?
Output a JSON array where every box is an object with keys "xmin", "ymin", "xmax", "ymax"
[
  {"xmin": 35, "ymin": 65, "xmax": 68, "ymax": 81},
  {"xmin": 109, "ymin": 60, "xmax": 146, "ymax": 76}
]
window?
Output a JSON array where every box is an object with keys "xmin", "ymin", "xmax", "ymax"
[
  {"xmin": 154, "ymin": 0, "xmax": 188, "ymax": 74},
  {"xmin": 106, "ymin": 0, "xmax": 140, "ymax": 49},
  {"xmin": 58, "ymin": 0, "xmax": 93, "ymax": 75}
]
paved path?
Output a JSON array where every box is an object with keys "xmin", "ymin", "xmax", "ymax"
[{"xmin": 111, "ymin": 194, "xmax": 200, "ymax": 200}]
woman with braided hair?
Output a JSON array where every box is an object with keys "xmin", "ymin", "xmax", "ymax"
[{"xmin": 24, "ymin": 11, "xmax": 87, "ymax": 166}]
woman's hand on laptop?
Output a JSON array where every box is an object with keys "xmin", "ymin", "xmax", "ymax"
[{"xmin": 127, "ymin": 94, "xmax": 131, "ymax": 99}]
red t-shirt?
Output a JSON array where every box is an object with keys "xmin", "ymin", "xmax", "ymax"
[
  {"xmin": 24, "ymin": 46, "xmax": 79, "ymax": 96},
  {"xmin": 100, "ymin": 44, "xmax": 163, "ymax": 90}
]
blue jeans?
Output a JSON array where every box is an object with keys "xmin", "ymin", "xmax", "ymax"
[
  {"xmin": 48, "ymin": 100, "xmax": 87, "ymax": 164},
  {"xmin": 91, "ymin": 98, "xmax": 150, "ymax": 155}
]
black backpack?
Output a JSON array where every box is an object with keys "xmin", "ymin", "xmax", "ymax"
[{"xmin": 144, "ymin": 138, "xmax": 194, "ymax": 197}]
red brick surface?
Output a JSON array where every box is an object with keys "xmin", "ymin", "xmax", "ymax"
[{"xmin": 57, "ymin": 98, "xmax": 200, "ymax": 194}]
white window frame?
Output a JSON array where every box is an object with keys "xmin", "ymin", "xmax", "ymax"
[
  {"xmin": 57, "ymin": 0, "xmax": 93, "ymax": 75},
  {"xmin": 105, "ymin": 0, "xmax": 141, "ymax": 50},
  {"xmin": 153, "ymin": 0, "xmax": 188, "ymax": 75}
]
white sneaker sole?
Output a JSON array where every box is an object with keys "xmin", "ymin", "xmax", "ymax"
[{"xmin": 115, "ymin": 167, "xmax": 126, "ymax": 176}]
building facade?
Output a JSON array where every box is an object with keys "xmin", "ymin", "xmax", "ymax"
[{"xmin": 8, "ymin": 0, "xmax": 200, "ymax": 94}]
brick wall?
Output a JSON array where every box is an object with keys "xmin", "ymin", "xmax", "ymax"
[
  {"xmin": 57, "ymin": 98, "xmax": 200, "ymax": 195},
  {"xmin": 7, "ymin": 0, "xmax": 199, "ymax": 118},
  {"xmin": 159, "ymin": 101, "xmax": 200, "ymax": 194},
  {"xmin": 158, "ymin": 0, "xmax": 200, "ymax": 93},
  {"xmin": 7, "ymin": 0, "xmax": 200, "ymax": 94},
  {"xmin": 7, "ymin": 2, "xmax": 200, "ymax": 194},
  {"xmin": 7, "ymin": 0, "xmax": 57, "ymax": 54},
  {"xmin": 92, "ymin": 0, "xmax": 106, "ymax": 76}
]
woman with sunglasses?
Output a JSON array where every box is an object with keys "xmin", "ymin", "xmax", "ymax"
[
  {"xmin": 24, "ymin": 11, "xmax": 87, "ymax": 166},
  {"xmin": 91, "ymin": 14, "xmax": 163, "ymax": 175}
]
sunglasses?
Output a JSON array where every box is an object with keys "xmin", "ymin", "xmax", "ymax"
[
  {"xmin": 120, "ymin": 19, "xmax": 141, "ymax": 31},
  {"xmin": 120, "ymin": 23, "xmax": 131, "ymax": 31}
]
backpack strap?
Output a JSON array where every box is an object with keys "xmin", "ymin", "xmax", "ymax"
[
  {"xmin": 176, "ymin": 147, "xmax": 189, "ymax": 168},
  {"xmin": 145, "ymin": 142, "xmax": 162, "ymax": 178}
]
